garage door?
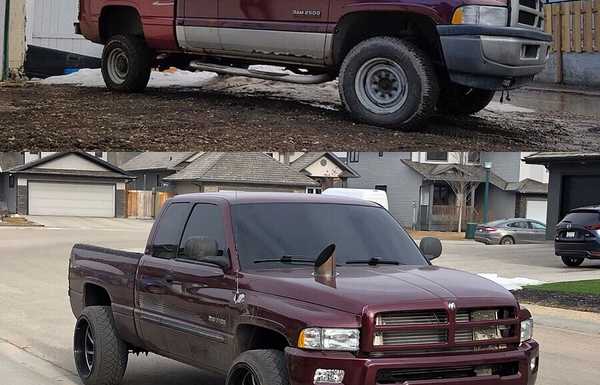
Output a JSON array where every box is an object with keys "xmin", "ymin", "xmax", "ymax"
[
  {"xmin": 526, "ymin": 200, "xmax": 548, "ymax": 223},
  {"xmin": 28, "ymin": 182, "xmax": 115, "ymax": 217},
  {"xmin": 561, "ymin": 175, "xmax": 600, "ymax": 217}
]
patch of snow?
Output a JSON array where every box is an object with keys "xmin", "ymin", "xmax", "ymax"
[
  {"xmin": 485, "ymin": 101, "xmax": 535, "ymax": 113},
  {"xmin": 38, "ymin": 68, "xmax": 218, "ymax": 88},
  {"xmin": 478, "ymin": 273, "xmax": 544, "ymax": 291}
]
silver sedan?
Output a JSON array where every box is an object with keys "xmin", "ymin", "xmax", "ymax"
[{"xmin": 474, "ymin": 218, "xmax": 547, "ymax": 245}]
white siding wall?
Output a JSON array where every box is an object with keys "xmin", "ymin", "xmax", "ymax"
[
  {"xmin": 26, "ymin": 0, "xmax": 102, "ymax": 57},
  {"xmin": 519, "ymin": 152, "xmax": 549, "ymax": 183}
]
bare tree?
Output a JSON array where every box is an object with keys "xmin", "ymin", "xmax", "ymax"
[{"xmin": 439, "ymin": 153, "xmax": 480, "ymax": 232}]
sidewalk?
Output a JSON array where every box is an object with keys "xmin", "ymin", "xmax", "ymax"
[{"xmin": 526, "ymin": 82, "xmax": 600, "ymax": 97}]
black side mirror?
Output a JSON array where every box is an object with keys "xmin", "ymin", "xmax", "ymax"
[
  {"xmin": 419, "ymin": 237, "xmax": 442, "ymax": 261},
  {"xmin": 183, "ymin": 236, "xmax": 229, "ymax": 269}
]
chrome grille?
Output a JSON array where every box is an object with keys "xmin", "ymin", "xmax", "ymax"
[
  {"xmin": 376, "ymin": 329, "xmax": 448, "ymax": 345},
  {"xmin": 376, "ymin": 310, "xmax": 448, "ymax": 326},
  {"xmin": 511, "ymin": 0, "xmax": 545, "ymax": 30}
]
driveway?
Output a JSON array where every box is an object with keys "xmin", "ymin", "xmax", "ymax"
[
  {"xmin": 27, "ymin": 216, "xmax": 154, "ymax": 231},
  {"xmin": 436, "ymin": 241, "xmax": 600, "ymax": 283}
]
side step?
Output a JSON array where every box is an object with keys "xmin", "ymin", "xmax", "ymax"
[{"xmin": 189, "ymin": 61, "xmax": 333, "ymax": 85}]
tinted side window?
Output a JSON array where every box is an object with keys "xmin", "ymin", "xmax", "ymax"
[
  {"xmin": 530, "ymin": 222, "xmax": 545, "ymax": 230},
  {"xmin": 179, "ymin": 204, "xmax": 227, "ymax": 258},
  {"xmin": 507, "ymin": 221, "xmax": 528, "ymax": 229},
  {"xmin": 152, "ymin": 203, "xmax": 190, "ymax": 258}
]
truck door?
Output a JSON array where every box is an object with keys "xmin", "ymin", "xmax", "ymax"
[
  {"xmin": 217, "ymin": 0, "xmax": 331, "ymax": 64},
  {"xmin": 166, "ymin": 202, "xmax": 236, "ymax": 372},
  {"xmin": 135, "ymin": 201, "xmax": 191, "ymax": 355},
  {"xmin": 176, "ymin": 0, "xmax": 222, "ymax": 52}
]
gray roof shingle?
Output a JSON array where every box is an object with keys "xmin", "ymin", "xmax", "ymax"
[
  {"xmin": 164, "ymin": 152, "xmax": 319, "ymax": 186},
  {"xmin": 120, "ymin": 152, "xmax": 196, "ymax": 171},
  {"xmin": 401, "ymin": 160, "xmax": 508, "ymax": 189},
  {"xmin": 524, "ymin": 152, "xmax": 600, "ymax": 164}
]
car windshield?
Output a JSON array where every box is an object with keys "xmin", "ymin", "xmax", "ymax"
[
  {"xmin": 562, "ymin": 211, "xmax": 600, "ymax": 225},
  {"xmin": 231, "ymin": 203, "xmax": 427, "ymax": 270}
]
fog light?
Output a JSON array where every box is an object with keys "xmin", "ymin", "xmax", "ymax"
[{"xmin": 314, "ymin": 369, "xmax": 345, "ymax": 384}]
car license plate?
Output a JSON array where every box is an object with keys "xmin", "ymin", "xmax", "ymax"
[{"xmin": 566, "ymin": 231, "xmax": 576, "ymax": 238}]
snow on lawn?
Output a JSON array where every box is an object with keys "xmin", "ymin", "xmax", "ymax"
[
  {"xmin": 478, "ymin": 273, "xmax": 544, "ymax": 291},
  {"xmin": 38, "ymin": 68, "xmax": 218, "ymax": 88},
  {"xmin": 485, "ymin": 101, "xmax": 535, "ymax": 113}
]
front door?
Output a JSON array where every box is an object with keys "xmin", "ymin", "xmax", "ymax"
[
  {"xmin": 217, "ymin": 0, "xmax": 331, "ymax": 64},
  {"xmin": 166, "ymin": 203, "xmax": 236, "ymax": 372}
]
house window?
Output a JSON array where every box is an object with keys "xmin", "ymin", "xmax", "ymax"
[
  {"xmin": 9, "ymin": 175, "xmax": 15, "ymax": 188},
  {"xmin": 378, "ymin": 152, "xmax": 384, "ymax": 157},
  {"xmin": 156, "ymin": 175, "xmax": 162, "ymax": 187},
  {"xmin": 348, "ymin": 152, "xmax": 360, "ymax": 163},
  {"xmin": 307, "ymin": 187, "xmax": 322, "ymax": 194},
  {"xmin": 426, "ymin": 152, "xmax": 448, "ymax": 162},
  {"xmin": 265, "ymin": 152, "xmax": 274, "ymax": 158},
  {"xmin": 375, "ymin": 185, "xmax": 387, "ymax": 192},
  {"xmin": 433, "ymin": 184, "xmax": 451, "ymax": 205},
  {"xmin": 467, "ymin": 152, "xmax": 480, "ymax": 163}
]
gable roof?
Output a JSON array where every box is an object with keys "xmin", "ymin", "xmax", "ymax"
[
  {"xmin": 504, "ymin": 178, "xmax": 548, "ymax": 194},
  {"xmin": 164, "ymin": 152, "xmax": 319, "ymax": 186},
  {"xmin": 524, "ymin": 152, "xmax": 600, "ymax": 164},
  {"xmin": 401, "ymin": 160, "xmax": 508, "ymax": 189},
  {"xmin": 8, "ymin": 151, "xmax": 132, "ymax": 179},
  {"xmin": 290, "ymin": 152, "xmax": 359, "ymax": 178},
  {"xmin": 120, "ymin": 152, "xmax": 196, "ymax": 171}
]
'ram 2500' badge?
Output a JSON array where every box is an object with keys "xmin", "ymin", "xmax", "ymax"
[{"xmin": 292, "ymin": 9, "xmax": 321, "ymax": 17}]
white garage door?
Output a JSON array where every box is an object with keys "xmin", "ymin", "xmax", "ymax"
[
  {"xmin": 526, "ymin": 200, "xmax": 548, "ymax": 224},
  {"xmin": 28, "ymin": 182, "xmax": 115, "ymax": 217}
]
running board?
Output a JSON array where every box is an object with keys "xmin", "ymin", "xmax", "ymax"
[{"xmin": 189, "ymin": 61, "xmax": 332, "ymax": 84}]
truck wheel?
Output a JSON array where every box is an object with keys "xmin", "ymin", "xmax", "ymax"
[
  {"xmin": 561, "ymin": 256, "xmax": 584, "ymax": 267},
  {"xmin": 226, "ymin": 350, "xmax": 289, "ymax": 385},
  {"xmin": 339, "ymin": 36, "xmax": 439, "ymax": 129},
  {"xmin": 102, "ymin": 35, "xmax": 152, "ymax": 92},
  {"xmin": 437, "ymin": 84, "xmax": 495, "ymax": 115},
  {"xmin": 74, "ymin": 306, "xmax": 128, "ymax": 385}
]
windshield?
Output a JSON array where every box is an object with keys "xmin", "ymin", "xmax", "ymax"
[{"xmin": 231, "ymin": 203, "xmax": 427, "ymax": 270}]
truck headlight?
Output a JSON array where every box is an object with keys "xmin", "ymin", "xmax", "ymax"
[
  {"xmin": 520, "ymin": 319, "xmax": 533, "ymax": 343},
  {"xmin": 452, "ymin": 6, "xmax": 508, "ymax": 27},
  {"xmin": 298, "ymin": 328, "xmax": 360, "ymax": 351}
]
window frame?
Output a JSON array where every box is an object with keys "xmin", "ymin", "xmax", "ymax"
[
  {"xmin": 150, "ymin": 202, "xmax": 192, "ymax": 259},
  {"xmin": 348, "ymin": 152, "xmax": 360, "ymax": 163},
  {"xmin": 425, "ymin": 152, "xmax": 449, "ymax": 162},
  {"xmin": 176, "ymin": 203, "xmax": 228, "ymax": 262}
]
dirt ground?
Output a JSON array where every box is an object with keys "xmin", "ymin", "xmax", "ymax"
[{"xmin": 1, "ymin": 79, "xmax": 599, "ymax": 151}]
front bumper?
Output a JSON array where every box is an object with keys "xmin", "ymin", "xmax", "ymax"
[
  {"xmin": 437, "ymin": 25, "xmax": 552, "ymax": 90},
  {"xmin": 286, "ymin": 341, "xmax": 539, "ymax": 385}
]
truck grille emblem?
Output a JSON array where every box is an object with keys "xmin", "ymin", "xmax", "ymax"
[{"xmin": 448, "ymin": 302, "xmax": 456, "ymax": 311}]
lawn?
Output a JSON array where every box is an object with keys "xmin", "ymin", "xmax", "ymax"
[{"xmin": 526, "ymin": 280, "xmax": 600, "ymax": 296}]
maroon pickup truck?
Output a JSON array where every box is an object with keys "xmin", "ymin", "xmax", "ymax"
[
  {"xmin": 76, "ymin": 0, "xmax": 551, "ymax": 128},
  {"xmin": 69, "ymin": 192, "xmax": 538, "ymax": 385}
]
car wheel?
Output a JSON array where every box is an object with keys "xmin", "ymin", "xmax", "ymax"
[
  {"xmin": 227, "ymin": 350, "xmax": 289, "ymax": 385},
  {"xmin": 500, "ymin": 236, "xmax": 515, "ymax": 245},
  {"xmin": 561, "ymin": 256, "xmax": 585, "ymax": 267},
  {"xmin": 339, "ymin": 36, "xmax": 439, "ymax": 129},
  {"xmin": 74, "ymin": 306, "xmax": 128, "ymax": 385},
  {"xmin": 102, "ymin": 34, "xmax": 153, "ymax": 92},
  {"xmin": 436, "ymin": 84, "xmax": 495, "ymax": 115}
]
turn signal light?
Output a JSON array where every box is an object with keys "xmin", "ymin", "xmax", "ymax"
[{"xmin": 451, "ymin": 8, "xmax": 464, "ymax": 24}]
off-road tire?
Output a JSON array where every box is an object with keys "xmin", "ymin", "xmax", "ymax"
[
  {"xmin": 437, "ymin": 84, "xmax": 495, "ymax": 115},
  {"xmin": 102, "ymin": 34, "xmax": 152, "ymax": 92},
  {"xmin": 500, "ymin": 236, "xmax": 515, "ymax": 245},
  {"xmin": 226, "ymin": 349, "xmax": 289, "ymax": 385},
  {"xmin": 561, "ymin": 256, "xmax": 585, "ymax": 267},
  {"xmin": 74, "ymin": 306, "xmax": 128, "ymax": 385},
  {"xmin": 339, "ymin": 36, "xmax": 439, "ymax": 130}
]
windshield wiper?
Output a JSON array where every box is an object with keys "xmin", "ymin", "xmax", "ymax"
[
  {"xmin": 254, "ymin": 255, "xmax": 316, "ymax": 264},
  {"xmin": 346, "ymin": 257, "xmax": 400, "ymax": 266}
]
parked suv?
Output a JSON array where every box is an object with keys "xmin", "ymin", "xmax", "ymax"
[
  {"xmin": 475, "ymin": 218, "xmax": 547, "ymax": 245},
  {"xmin": 555, "ymin": 206, "xmax": 600, "ymax": 267},
  {"xmin": 77, "ymin": 0, "xmax": 551, "ymax": 128}
]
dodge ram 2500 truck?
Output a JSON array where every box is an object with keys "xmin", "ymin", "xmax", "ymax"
[
  {"xmin": 69, "ymin": 192, "xmax": 538, "ymax": 385},
  {"xmin": 76, "ymin": 0, "xmax": 551, "ymax": 129}
]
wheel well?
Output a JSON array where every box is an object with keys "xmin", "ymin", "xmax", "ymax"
[
  {"xmin": 236, "ymin": 324, "xmax": 289, "ymax": 353},
  {"xmin": 84, "ymin": 283, "xmax": 111, "ymax": 307},
  {"xmin": 332, "ymin": 12, "xmax": 443, "ymax": 70},
  {"xmin": 99, "ymin": 6, "xmax": 144, "ymax": 43}
]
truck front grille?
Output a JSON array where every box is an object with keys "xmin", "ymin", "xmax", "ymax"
[
  {"xmin": 371, "ymin": 307, "xmax": 518, "ymax": 352},
  {"xmin": 376, "ymin": 362, "xmax": 520, "ymax": 384},
  {"xmin": 511, "ymin": 0, "xmax": 545, "ymax": 30}
]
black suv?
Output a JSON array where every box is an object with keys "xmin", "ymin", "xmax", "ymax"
[{"xmin": 555, "ymin": 206, "xmax": 600, "ymax": 267}]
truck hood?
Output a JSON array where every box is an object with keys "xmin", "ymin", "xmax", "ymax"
[{"xmin": 243, "ymin": 265, "xmax": 517, "ymax": 314}]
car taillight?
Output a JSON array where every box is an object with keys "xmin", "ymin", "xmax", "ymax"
[
  {"xmin": 482, "ymin": 227, "xmax": 497, "ymax": 232},
  {"xmin": 584, "ymin": 224, "xmax": 600, "ymax": 230}
]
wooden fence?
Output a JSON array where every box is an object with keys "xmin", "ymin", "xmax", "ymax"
[
  {"xmin": 127, "ymin": 190, "xmax": 174, "ymax": 219},
  {"xmin": 545, "ymin": 1, "xmax": 600, "ymax": 53}
]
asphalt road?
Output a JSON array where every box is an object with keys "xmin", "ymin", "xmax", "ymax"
[
  {"xmin": 1, "ymin": 221, "xmax": 599, "ymax": 385},
  {"xmin": 1, "ymin": 79, "xmax": 599, "ymax": 151}
]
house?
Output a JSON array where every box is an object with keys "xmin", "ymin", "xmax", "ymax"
[
  {"xmin": 0, "ymin": 152, "xmax": 132, "ymax": 217},
  {"xmin": 346, "ymin": 152, "xmax": 548, "ymax": 230},
  {"xmin": 121, "ymin": 152, "xmax": 357, "ymax": 194},
  {"xmin": 525, "ymin": 152, "xmax": 600, "ymax": 239}
]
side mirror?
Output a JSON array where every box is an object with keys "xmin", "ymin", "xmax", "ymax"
[
  {"xmin": 183, "ymin": 236, "xmax": 229, "ymax": 269},
  {"xmin": 419, "ymin": 237, "xmax": 442, "ymax": 261}
]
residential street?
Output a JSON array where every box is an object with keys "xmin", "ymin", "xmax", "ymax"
[
  {"xmin": 1, "ymin": 79, "xmax": 599, "ymax": 151},
  {"xmin": 1, "ymin": 221, "xmax": 599, "ymax": 385}
]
